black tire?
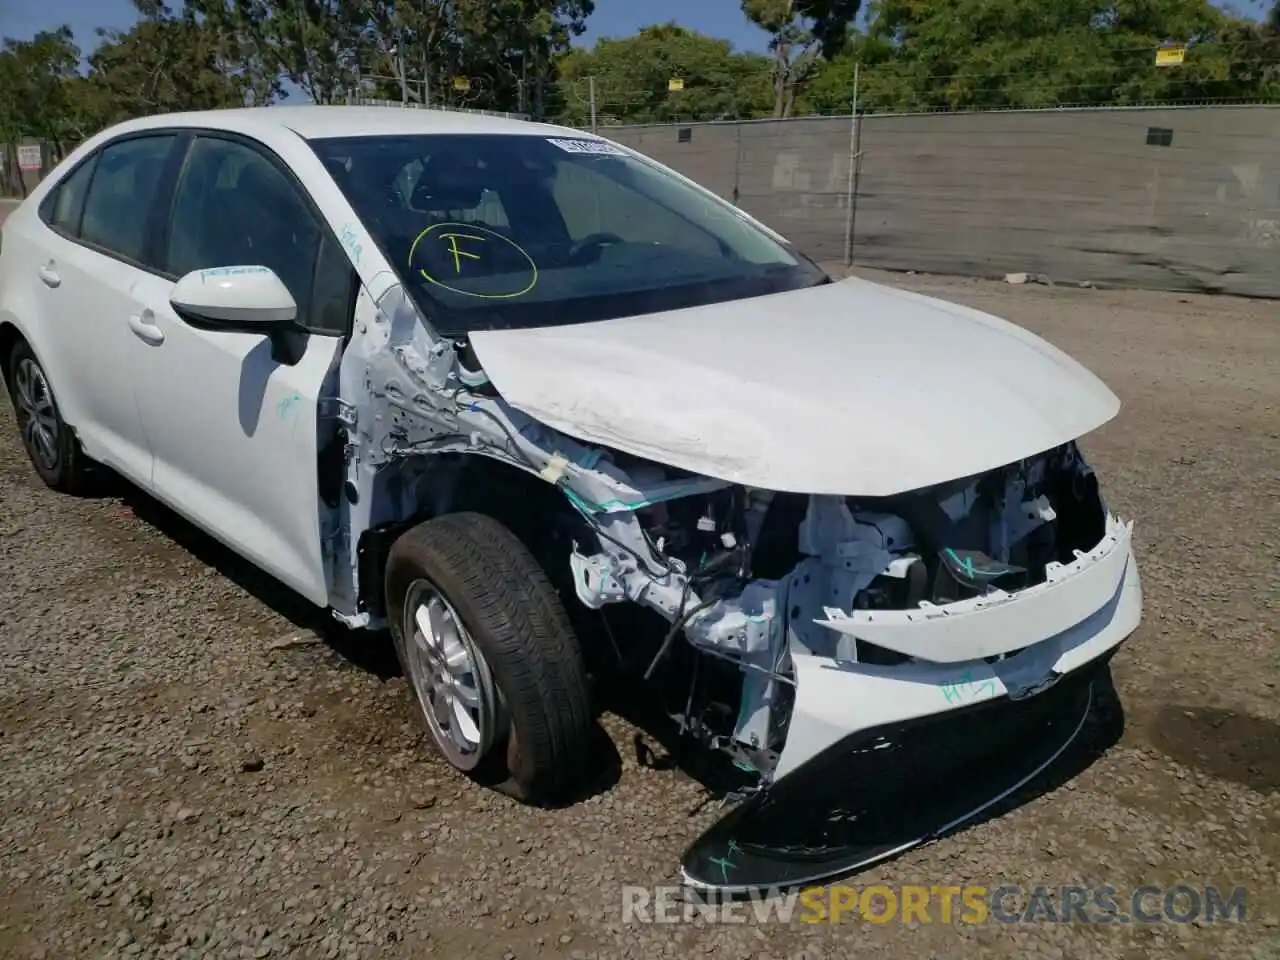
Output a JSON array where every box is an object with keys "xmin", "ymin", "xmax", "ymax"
[
  {"xmin": 6, "ymin": 340, "xmax": 92, "ymax": 494},
  {"xmin": 385, "ymin": 512, "xmax": 593, "ymax": 803}
]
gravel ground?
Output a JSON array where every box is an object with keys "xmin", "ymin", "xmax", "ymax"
[{"xmin": 0, "ymin": 264, "xmax": 1277, "ymax": 960}]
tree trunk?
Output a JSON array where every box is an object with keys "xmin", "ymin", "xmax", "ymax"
[
  {"xmin": 772, "ymin": 44, "xmax": 790, "ymax": 117},
  {"xmin": 4, "ymin": 142, "xmax": 28, "ymax": 199},
  {"xmin": 771, "ymin": 0, "xmax": 797, "ymax": 117}
]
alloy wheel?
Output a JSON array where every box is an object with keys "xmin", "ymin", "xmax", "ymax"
[
  {"xmin": 12, "ymin": 358, "xmax": 59, "ymax": 472},
  {"xmin": 402, "ymin": 579, "xmax": 503, "ymax": 770}
]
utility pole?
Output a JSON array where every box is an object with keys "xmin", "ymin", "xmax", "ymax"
[
  {"xmin": 589, "ymin": 76, "xmax": 598, "ymax": 134},
  {"xmin": 842, "ymin": 62, "xmax": 861, "ymax": 268},
  {"xmin": 396, "ymin": 29, "xmax": 408, "ymax": 104}
]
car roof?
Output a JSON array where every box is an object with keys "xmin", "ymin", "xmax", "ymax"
[{"xmin": 108, "ymin": 105, "xmax": 590, "ymax": 143}]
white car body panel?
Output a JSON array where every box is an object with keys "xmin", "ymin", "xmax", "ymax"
[
  {"xmin": 469, "ymin": 276, "xmax": 1121, "ymax": 497},
  {"xmin": 777, "ymin": 548, "xmax": 1141, "ymax": 780},
  {"xmin": 128, "ymin": 269, "xmax": 342, "ymax": 605},
  {"xmin": 0, "ymin": 202, "xmax": 155, "ymax": 481},
  {"xmin": 815, "ymin": 514, "xmax": 1134, "ymax": 663}
]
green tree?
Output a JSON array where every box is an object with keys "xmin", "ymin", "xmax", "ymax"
[
  {"xmin": 796, "ymin": 29, "xmax": 907, "ymax": 114},
  {"xmin": 849, "ymin": 0, "xmax": 1263, "ymax": 112},
  {"xmin": 742, "ymin": 0, "xmax": 861, "ymax": 116},
  {"xmin": 0, "ymin": 27, "xmax": 84, "ymax": 191},
  {"xmin": 87, "ymin": 0, "xmax": 272, "ymax": 128},
  {"xmin": 357, "ymin": 0, "xmax": 593, "ymax": 115},
  {"xmin": 187, "ymin": 0, "xmax": 368, "ymax": 104},
  {"xmin": 555, "ymin": 23, "xmax": 773, "ymax": 125}
]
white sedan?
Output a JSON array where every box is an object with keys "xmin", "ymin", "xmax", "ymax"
[{"xmin": 0, "ymin": 106, "xmax": 1141, "ymax": 892}]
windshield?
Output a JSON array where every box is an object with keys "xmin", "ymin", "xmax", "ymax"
[{"xmin": 309, "ymin": 133, "xmax": 827, "ymax": 334}]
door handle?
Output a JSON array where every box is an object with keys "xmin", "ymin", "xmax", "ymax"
[
  {"xmin": 128, "ymin": 312, "xmax": 165, "ymax": 346},
  {"xmin": 37, "ymin": 263, "xmax": 60, "ymax": 288}
]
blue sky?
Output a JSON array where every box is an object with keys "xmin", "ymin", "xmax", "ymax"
[
  {"xmin": 0, "ymin": 0, "xmax": 775, "ymax": 54},
  {"xmin": 0, "ymin": 0, "xmax": 1264, "ymax": 63}
]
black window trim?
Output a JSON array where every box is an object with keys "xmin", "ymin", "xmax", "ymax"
[{"xmin": 37, "ymin": 125, "xmax": 357, "ymax": 340}]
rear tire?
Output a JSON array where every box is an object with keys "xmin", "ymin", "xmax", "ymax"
[
  {"xmin": 386, "ymin": 512, "xmax": 592, "ymax": 803},
  {"xmin": 6, "ymin": 340, "xmax": 91, "ymax": 494}
]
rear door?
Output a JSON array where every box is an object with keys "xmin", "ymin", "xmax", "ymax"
[
  {"xmin": 21, "ymin": 134, "xmax": 182, "ymax": 483},
  {"xmin": 128, "ymin": 132, "xmax": 356, "ymax": 606}
]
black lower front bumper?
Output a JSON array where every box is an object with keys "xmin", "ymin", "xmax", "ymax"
[{"xmin": 681, "ymin": 658, "xmax": 1113, "ymax": 893}]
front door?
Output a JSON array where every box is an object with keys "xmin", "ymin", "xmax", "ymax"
[{"xmin": 129, "ymin": 133, "xmax": 356, "ymax": 606}]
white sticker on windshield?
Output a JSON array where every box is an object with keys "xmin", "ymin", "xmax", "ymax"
[{"xmin": 547, "ymin": 137, "xmax": 627, "ymax": 157}]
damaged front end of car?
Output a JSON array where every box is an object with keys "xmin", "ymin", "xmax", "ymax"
[{"xmin": 330, "ymin": 280, "xmax": 1141, "ymax": 895}]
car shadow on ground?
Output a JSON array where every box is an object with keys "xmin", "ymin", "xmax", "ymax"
[
  {"xmin": 76, "ymin": 466, "xmax": 630, "ymax": 803},
  {"xmin": 591, "ymin": 669, "xmax": 764, "ymax": 806},
  {"xmin": 949, "ymin": 665, "xmax": 1128, "ymax": 831},
  {"xmin": 1145, "ymin": 704, "xmax": 1280, "ymax": 794},
  {"xmin": 85, "ymin": 467, "xmax": 403, "ymax": 683}
]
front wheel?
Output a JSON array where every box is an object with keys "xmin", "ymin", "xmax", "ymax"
[{"xmin": 385, "ymin": 512, "xmax": 593, "ymax": 803}]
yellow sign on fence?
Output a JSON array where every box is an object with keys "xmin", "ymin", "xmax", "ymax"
[
  {"xmin": 668, "ymin": 77, "xmax": 684, "ymax": 91},
  {"xmin": 453, "ymin": 76, "xmax": 471, "ymax": 91},
  {"xmin": 1155, "ymin": 45, "xmax": 1186, "ymax": 67}
]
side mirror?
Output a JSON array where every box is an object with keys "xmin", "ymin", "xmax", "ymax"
[{"xmin": 170, "ymin": 265, "xmax": 296, "ymax": 332}]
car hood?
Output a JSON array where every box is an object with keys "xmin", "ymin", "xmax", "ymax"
[{"xmin": 467, "ymin": 276, "xmax": 1120, "ymax": 497}]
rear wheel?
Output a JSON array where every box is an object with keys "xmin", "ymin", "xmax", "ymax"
[
  {"xmin": 6, "ymin": 341, "xmax": 91, "ymax": 493},
  {"xmin": 385, "ymin": 512, "xmax": 593, "ymax": 803}
]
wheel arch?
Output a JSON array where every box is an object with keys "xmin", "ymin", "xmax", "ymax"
[
  {"xmin": 0, "ymin": 319, "xmax": 25, "ymax": 387},
  {"xmin": 357, "ymin": 450, "xmax": 593, "ymax": 620},
  {"xmin": 0, "ymin": 310, "xmax": 84, "ymax": 437}
]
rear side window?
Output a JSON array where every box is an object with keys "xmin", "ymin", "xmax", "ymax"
[
  {"xmin": 51, "ymin": 157, "xmax": 98, "ymax": 235},
  {"xmin": 81, "ymin": 135, "xmax": 178, "ymax": 265},
  {"xmin": 40, "ymin": 155, "xmax": 98, "ymax": 236}
]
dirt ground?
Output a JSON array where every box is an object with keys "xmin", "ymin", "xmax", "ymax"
[{"xmin": 0, "ymin": 262, "xmax": 1276, "ymax": 960}]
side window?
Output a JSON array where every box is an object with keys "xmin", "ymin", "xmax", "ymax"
[
  {"xmin": 551, "ymin": 161, "xmax": 721, "ymax": 258},
  {"xmin": 310, "ymin": 233, "xmax": 355, "ymax": 336},
  {"xmin": 165, "ymin": 136, "xmax": 323, "ymax": 328},
  {"xmin": 39, "ymin": 154, "xmax": 98, "ymax": 236},
  {"xmin": 80, "ymin": 136, "xmax": 178, "ymax": 264},
  {"xmin": 51, "ymin": 156, "xmax": 98, "ymax": 235}
]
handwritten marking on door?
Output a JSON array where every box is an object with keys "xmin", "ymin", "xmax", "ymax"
[{"xmin": 277, "ymin": 393, "xmax": 302, "ymax": 420}]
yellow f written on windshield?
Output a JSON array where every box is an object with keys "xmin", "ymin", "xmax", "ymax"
[{"xmin": 438, "ymin": 231, "xmax": 485, "ymax": 273}]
